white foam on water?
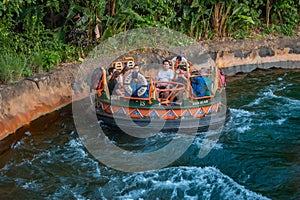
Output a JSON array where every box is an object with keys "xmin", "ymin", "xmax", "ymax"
[
  {"xmin": 24, "ymin": 131, "xmax": 31, "ymax": 136},
  {"xmin": 100, "ymin": 166, "xmax": 270, "ymax": 200},
  {"xmin": 236, "ymin": 125, "xmax": 251, "ymax": 133},
  {"xmin": 67, "ymin": 137, "xmax": 84, "ymax": 148},
  {"xmin": 21, "ymin": 180, "xmax": 41, "ymax": 190},
  {"xmin": 193, "ymin": 132, "xmax": 223, "ymax": 152},
  {"xmin": 276, "ymin": 118, "xmax": 287, "ymax": 125},
  {"xmin": 257, "ymin": 117, "xmax": 289, "ymax": 127},
  {"xmin": 244, "ymin": 88, "xmax": 279, "ymax": 108},
  {"xmin": 246, "ymin": 97, "xmax": 262, "ymax": 107},
  {"xmin": 11, "ymin": 137, "xmax": 26, "ymax": 149},
  {"xmin": 0, "ymin": 160, "xmax": 15, "ymax": 172},
  {"xmin": 245, "ymin": 81, "xmax": 294, "ymax": 108},
  {"xmin": 258, "ymin": 83, "xmax": 300, "ymax": 106},
  {"xmin": 229, "ymin": 108, "xmax": 254, "ymax": 118},
  {"xmin": 228, "ymin": 108, "xmax": 254, "ymax": 133}
]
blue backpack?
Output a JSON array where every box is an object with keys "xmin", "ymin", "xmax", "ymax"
[{"xmin": 191, "ymin": 76, "xmax": 208, "ymax": 97}]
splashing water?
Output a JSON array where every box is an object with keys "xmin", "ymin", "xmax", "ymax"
[{"xmin": 0, "ymin": 69, "xmax": 299, "ymax": 199}]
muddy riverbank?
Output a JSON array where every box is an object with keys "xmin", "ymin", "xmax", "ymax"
[{"xmin": 0, "ymin": 37, "xmax": 299, "ymax": 141}]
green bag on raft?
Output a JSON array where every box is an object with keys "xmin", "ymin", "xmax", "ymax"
[{"xmin": 202, "ymin": 76, "xmax": 212, "ymax": 96}]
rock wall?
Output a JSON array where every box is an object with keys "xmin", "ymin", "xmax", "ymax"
[
  {"xmin": 0, "ymin": 37, "xmax": 299, "ymax": 141},
  {"xmin": 0, "ymin": 64, "xmax": 81, "ymax": 141},
  {"xmin": 205, "ymin": 37, "xmax": 300, "ymax": 75}
]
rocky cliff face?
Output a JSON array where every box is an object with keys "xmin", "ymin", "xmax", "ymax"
[
  {"xmin": 0, "ymin": 64, "xmax": 81, "ymax": 140},
  {"xmin": 205, "ymin": 37, "xmax": 300, "ymax": 75},
  {"xmin": 0, "ymin": 38, "xmax": 299, "ymax": 141}
]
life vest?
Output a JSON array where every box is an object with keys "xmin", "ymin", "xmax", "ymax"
[{"xmin": 124, "ymin": 72, "xmax": 148, "ymax": 97}]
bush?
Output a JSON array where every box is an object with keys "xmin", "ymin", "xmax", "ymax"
[
  {"xmin": 0, "ymin": 0, "xmax": 299, "ymax": 84},
  {"xmin": 0, "ymin": 52, "xmax": 27, "ymax": 84}
]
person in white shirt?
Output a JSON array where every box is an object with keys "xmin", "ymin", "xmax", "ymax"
[{"xmin": 156, "ymin": 60, "xmax": 175, "ymax": 98}]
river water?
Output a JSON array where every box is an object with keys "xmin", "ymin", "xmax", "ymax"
[{"xmin": 0, "ymin": 69, "xmax": 299, "ymax": 199}]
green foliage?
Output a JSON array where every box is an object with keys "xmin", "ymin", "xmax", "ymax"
[
  {"xmin": 263, "ymin": 24, "xmax": 276, "ymax": 35},
  {"xmin": 41, "ymin": 50, "xmax": 61, "ymax": 71},
  {"xmin": 29, "ymin": 50, "xmax": 61, "ymax": 73},
  {"xmin": 0, "ymin": 0, "xmax": 80, "ymax": 83},
  {"xmin": 0, "ymin": 52, "xmax": 27, "ymax": 83},
  {"xmin": 0, "ymin": 0, "xmax": 299, "ymax": 83},
  {"xmin": 225, "ymin": 0, "xmax": 263, "ymax": 38},
  {"xmin": 272, "ymin": 0, "xmax": 299, "ymax": 36},
  {"xmin": 175, "ymin": 1, "xmax": 212, "ymax": 39}
]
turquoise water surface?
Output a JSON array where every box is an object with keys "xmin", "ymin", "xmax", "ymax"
[{"xmin": 0, "ymin": 69, "xmax": 299, "ymax": 199}]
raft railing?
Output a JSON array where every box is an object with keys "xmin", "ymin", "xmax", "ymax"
[{"xmin": 154, "ymin": 81, "xmax": 186, "ymax": 105}]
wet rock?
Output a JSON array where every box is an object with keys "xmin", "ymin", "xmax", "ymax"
[
  {"xmin": 233, "ymin": 50, "xmax": 243, "ymax": 59},
  {"xmin": 0, "ymin": 63, "xmax": 80, "ymax": 140},
  {"xmin": 289, "ymin": 47, "xmax": 300, "ymax": 54},
  {"xmin": 258, "ymin": 46, "xmax": 275, "ymax": 57}
]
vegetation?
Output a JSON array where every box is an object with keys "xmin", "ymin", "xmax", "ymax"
[{"xmin": 0, "ymin": 0, "xmax": 299, "ymax": 83}]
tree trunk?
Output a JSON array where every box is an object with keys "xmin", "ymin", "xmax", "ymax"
[
  {"xmin": 277, "ymin": 11, "xmax": 283, "ymax": 24},
  {"xmin": 266, "ymin": 0, "xmax": 271, "ymax": 27},
  {"xmin": 220, "ymin": 2, "xmax": 231, "ymax": 37},
  {"xmin": 214, "ymin": 2, "xmax": 230, "ymax": 38},
  {"xmin": 214, "ymin": 3, "xmax": 221, "ymax": 37},
  {"xmin": 105, "ymin": 0, "xmax": 116, "ymax": 17}
]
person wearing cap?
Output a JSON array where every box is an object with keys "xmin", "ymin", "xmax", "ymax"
[
  {"xmin": 171, "ymin": 56, "xmax": 189, "ymax": 70},
  {"xmin": 172, "ymin": 56, "xmax": 188, "ymax": 63}
]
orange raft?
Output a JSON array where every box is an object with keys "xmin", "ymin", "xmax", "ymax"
[{"xmin": 92, "ymin": 57, "xmax": 228, "ymax": 134}]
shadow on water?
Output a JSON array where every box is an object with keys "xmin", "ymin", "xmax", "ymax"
[
  {"xmin": 0, "ymin": 107, "xmax": 68, "ymax": 167},
  {"xmin": 99, "ymin": 123, "xmax": 178, "ymax": 152}
]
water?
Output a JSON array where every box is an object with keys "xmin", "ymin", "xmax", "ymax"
[{"xmin": 0, "ymin": 69, "xmax": 299, "ymax": 199}]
